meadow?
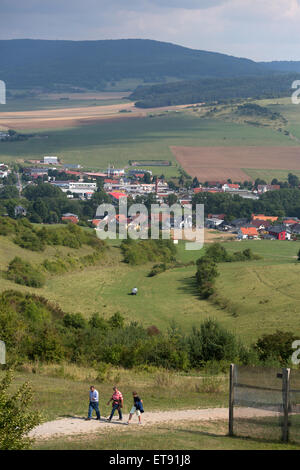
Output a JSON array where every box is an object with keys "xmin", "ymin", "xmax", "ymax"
[
  {"xmin": 1, "ymin": 228, "xmax": 300, "ymax": 344},
  {"xmin": 0, "ymin": 105, "xmax": 296, "ymax": 177}
]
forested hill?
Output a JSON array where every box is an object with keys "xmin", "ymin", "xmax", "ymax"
[
  {"xmin": 0, "ymin": 39, "xmax": 270, "ymax": 91},
  {"xmin": 130, "ymin": 73, "xmax": 300, "ymax": 108},
  {"xmin": 260, "ymin": 61, "xmax": 300, "ymax": 74}
]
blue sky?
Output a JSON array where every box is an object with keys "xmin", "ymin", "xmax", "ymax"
[{"xmin": 0, "ymin": 0, "xmax": 299, "ymax": 61}]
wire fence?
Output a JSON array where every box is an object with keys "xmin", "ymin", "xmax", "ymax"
[{"xmin": 229, "ymin": 364, "xmax": 300, "ymax": 443}]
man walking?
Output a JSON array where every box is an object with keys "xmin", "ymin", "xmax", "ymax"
[
  {"xmin": 107, "ymin": 386, "xmax": 123, "ymax": 422},
  {"xmin": 86, "ymin": 386, "xmax": 101, "ymax": 421}
]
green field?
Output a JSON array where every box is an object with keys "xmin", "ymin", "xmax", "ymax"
[
  {"xmin": 1, "ymin": 97, "xmax": 129, "ymax": 113},
  {"xmin": 0, "ymin": 111, "xmax": 296, "ymax": 176}
]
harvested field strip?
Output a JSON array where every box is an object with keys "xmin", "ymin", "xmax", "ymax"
[{"xmin": 171, "ymin": 146, "xmax": 300, "ymax": 181}]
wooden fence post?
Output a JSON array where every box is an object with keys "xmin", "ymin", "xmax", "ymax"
[
  {"xmin": 229, "ymin": 363, "xmax": 235, "ymax": 436},
  {"xmin": 282, "ymin": 367, "xmax": 291, "ymax": 443}
]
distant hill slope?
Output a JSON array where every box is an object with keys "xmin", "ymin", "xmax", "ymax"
[
  {"xmin": 130, "ymin": 73, "xmax": 300, "ymax": 108},
  {"xmin": 260, "ymin": 61, "xmax": 300, "ymax": 73},
  {"xmin": 0, "ymin": 39, "xmax": 270, "ymax": 91}
]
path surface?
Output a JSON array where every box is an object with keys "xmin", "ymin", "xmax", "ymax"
[{"xmin": 29, "ymin": 407, "xmax": 280, "ymax": 440}]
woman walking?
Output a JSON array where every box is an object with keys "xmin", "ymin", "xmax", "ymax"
[
  {"xmin": 127, "ymin": 391, "xmax": 144, "ymax": 425},
  {"xmin": 107, "ymin": 386, "xmax": 124, "ymax": 422}
]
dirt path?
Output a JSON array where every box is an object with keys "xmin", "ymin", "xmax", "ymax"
[{"xmin": 29, "ymin": 407, "xmax": 280, "ymax": 440}]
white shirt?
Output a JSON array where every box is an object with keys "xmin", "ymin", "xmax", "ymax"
[{"xmin": 90, "ymin": 389, "xmax": 99, "ymax": 402}]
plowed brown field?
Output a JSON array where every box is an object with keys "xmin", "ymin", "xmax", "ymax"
[
  {"xmin": 171, "ymin": 146, "xmax": 300, "ymax": 181},
  {"xmin": 0, "ymin": 102, "xmax": 193, "ymax": 130}
]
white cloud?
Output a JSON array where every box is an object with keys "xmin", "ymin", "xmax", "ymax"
[{"xmin": 0, "ymin": 0, "xmax": 299, "ymax": 60}]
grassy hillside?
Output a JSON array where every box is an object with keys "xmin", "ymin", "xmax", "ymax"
[
  {"xmin": 1, "ymin": 222, "xmax": 300, "ymax": 343},
  {"xmin": 0, "ymin": 39, "xmax": 270, "ymax": 91}
]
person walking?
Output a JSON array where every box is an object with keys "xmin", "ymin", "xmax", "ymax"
[
  {"xmin": 86, "ymin": 386, "xmax": 101, "ymax": 421},
  {"xmin": 127, "ymin": 391, "xmax": 144, "ymax": 425},
  {"xmin": 107, "ymin": 386, "xmax": 123, "ymax": 422}
]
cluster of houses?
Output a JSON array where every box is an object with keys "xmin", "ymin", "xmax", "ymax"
[
  {"xmin": 91, "ymin": 209, "xmax": 193, "ymax": 232},
  {"xmin": 4, "ymin": 156, "xmax": 300, "ymax": 239},
  {"xmin": 205, "ymin": 213, "xmax": 300, "ymax": 241},
  {"xmin": 194, "ymin": 182, "xmax": 281, "ymax": 200}
]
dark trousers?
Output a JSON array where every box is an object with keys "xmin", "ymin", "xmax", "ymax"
[
  {"xmin": 109, "ymin": 403, "xmax": 122, "ymax": 420},
  {"xmin": 88, "ymin": 401, "xmax": 100, "ymax": 419}
]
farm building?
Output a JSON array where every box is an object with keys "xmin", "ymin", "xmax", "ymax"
[
  {"xmin": 222, "ymin": 183, "xmax": 240, "ymax": 191},
  {"xmin": 231, "ymin": 218, "xmax": 250, "ymax": 228},
  {"xmin": 62, "ymin": 213, "xmax": 79, "ymax": 224},
  {"xmin": 238, "ymin": 227, "xmax": 259, "ymax": 239},
  {"xmin": 44, "ymin": 156, "xmax": 58, "ymax": 165},
  {"xmin": 108, "ymin": 191, "xmax": 128, "ymax": 203},
  {"xmin": 205, "ymin": 218, "xmax": 224, "ymax": 229},
  {"xmin": 106, "ymin": 167, "xmax": 125, "ymax": 177},
  {"xmin": 251, "ymin": 219, "xmax": 272, "ymax": 230},
  {"xmin": 257, "ymin": 184, "xmax": 281, "ymax": 193},
  {"xmin": 252, "ymin": 214, "xmax": 278, "ymax": 223},
  {"xmin": 267, "ymin": 225, "xmax": 291, "ymax": 240}
]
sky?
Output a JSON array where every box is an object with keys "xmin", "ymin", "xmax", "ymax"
[{"xmin": 0, "ymin": 0, "xmax": 299, "ymax": 61}]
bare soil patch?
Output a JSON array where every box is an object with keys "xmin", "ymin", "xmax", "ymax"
[
  {"xmin": 171, "ymin": 146, "xmax": 300, "ymax": 181},
  {"xmin": 0, "ymin": 103, "xmax": 195, "ymax": 131}
]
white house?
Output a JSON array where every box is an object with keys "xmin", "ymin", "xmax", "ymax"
[{"xmin": 44, "ymin": 156, "xmax": 58, "ymax": 165}]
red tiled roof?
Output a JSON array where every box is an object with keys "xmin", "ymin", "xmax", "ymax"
[
  {"xmin": 252, "ymin": 214, "xmax": 278, "ymax": 222},
  {"xmin": 240, "ymin": 227, "xmax": 258, "ymax": 236},
  {"xmin": 251, "ymin": 219, "xmax": 271, "ymax": 228},
  {"xmin": 108, "ymin": 192, "xmax": 128, "ymax": 200}
]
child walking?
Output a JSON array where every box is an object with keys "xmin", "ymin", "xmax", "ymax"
[{"xmin": 127, "ymin": 391, "xmax": 144, "ymax": 425}]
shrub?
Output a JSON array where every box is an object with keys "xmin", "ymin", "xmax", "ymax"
[
  {"xmin": 121, "ymin": 239, "xmax": 176, "ymax": 265},
  {"xmin": 254, "ymin": 330, "xmax": 297, "ymax": 365},
  {"xmin": 147, "ymin": 325, "xmax": 161, "ymax": 336},
  {"xmin": 42, "ymin": 258, "xmax": 68, "ymax": 274},
  {"xmin": 0, "ymin": 216, "xmax": 17, "ymax": 236},
  {"xmin": 7, "ymin": 257, "xmax": 45, "ymax": 288},
  {"xmin": 14, "ymin": 229, "xmax": 45, "ymax": 252},
  {"xmin": 188, "ymin": 319, "xmax": 239, "ymax": 367},
  {"xmin": 196, "ymin": 257, "xmax": 219, "ymax": 299},
  {"xmin": 148, "ymin": 263, "xmax": 167, "ymax": 277},
  {"xmin": 0, "ymin": 370, "xmax": 42, "ymax": 450},
  {"xmin": 63, "ymin": 313, "xmax": 87, "ymax": 330},
  {"xmin": 205, "ymin": 243, "xmax": 230, "ymax": 262}
]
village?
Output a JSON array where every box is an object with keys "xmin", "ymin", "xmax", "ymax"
[{"xmin": 1, "ymin": 155, "xmax": 300, "ymax": 241}]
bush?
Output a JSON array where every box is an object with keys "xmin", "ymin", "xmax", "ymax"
[
  {"xmin": 63, "ymin": 313, "xmax": 87, "ymax": 330},
  {"xmin": 196, "ymin": 257, "xmax": 219, "ymax": 299},
  {"xmin": 188, "ymin": 319, "xmax": 239, "ymax": 367},
  {"xmin": 6, "ymin": 257, "xmax": 46, "ymax": 288},
  {"xmin": 205, "ymin": 243, "xmax": 230, "ymax": 262},
  {"xmin": 254, "ymin": 330, "xmax": 297, "ymax": 365},
  {"xmin": 121, "ymin": 238, "xmax": 176, "ymax": 265},
  {"xmin": 0, "ymin": 370, "xmax": 42, "ymax": 450},
  {"xmin": 148, "ymin": 263, "xmax": 167, "ymax": 277},
  {"xmin": 14, "ymin": 229, "xmax": 45, "ymax": 252}
]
